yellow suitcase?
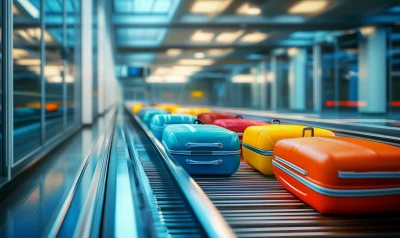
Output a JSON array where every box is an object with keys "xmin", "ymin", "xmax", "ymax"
[
  {"xmin": 132, "ymin": 103, "xmax": 148, "ymax": 114},
  {"xmin": 242, "ymin": 120, "xmax": 335, "ymax": 175},
  {"xmin": 155, "ymin": 103, "xmax": 180, "ymax": 113},
  {"xmin": 171, "ymin": 107, "xmax": 211, "ymax": 116}
]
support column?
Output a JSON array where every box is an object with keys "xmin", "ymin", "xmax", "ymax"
[
  {"xmin": 313, "ymin": 45, "xmax": 322, "ymax": 113},
  {"xmin": 358, "ymin": 28, "xmax": 387, "ymax": 114},
  {"xmin": 250, "ymin": 67, "xmax": 258, "ymax": 108},
  {"xmin": 97, "ymin": 0, "xmax": 105, "ymax": 114},
  {"xmin": 259, "ymin": 61, "xmax": 268, "ymax": 110},
  {"xmin": 270, "ymin": 56, "xmax": 278, "ymax": 111},
  {"xmin": 288, "ymin": 49, "xmax": 307, "ymax": 111},
  {"xmin": 82, "ymin": 0, "xmax": 93, "ymax": 124}
]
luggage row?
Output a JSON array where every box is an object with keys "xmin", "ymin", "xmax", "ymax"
[{"xmin": 131, "ymin": 103, "xmax": 400, "ymax": 214}]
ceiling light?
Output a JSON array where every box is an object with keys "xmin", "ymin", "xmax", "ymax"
[
  {"xmin": 191, "ymin": 30, "xmax": 215, "ymax": 43},
  {"xmin": 215, "ymin": 30, "xmax": 244, "ymax": 43},
  {"xmin": 207, "ymin": 48, "xmax": 234, "ymax": 57},
  {"xmin": 240, "ymin": 32, "xmax": 268, "ymax": 43},
  {"xmin": 232, "ymin": 74, "xmax": 254, "ymax": 83},
  {"xmin": 266, "ymin": 72, "xmax": 275, "ymax": 82},
  {"xmin": 194, "ymin": 52, "xmax": 205, "ymax": 59},
  {"xmin": 153, "ymin": 67, "xmax": 170, "ymax": 75},
  {"xmin": 237, "ymin": 3, "xmax": 261, "ymax": 15},
  {"xmin": 166, "ymin": 48, "xmax": 182, "ymax": 56},
  {"xmin": 172, "ymin": 66, "xmax": 202, "ymax": 72},
  {"xmin": 359, "ymin": 26, "xmax": 376, "ymax": 37},
  {"xmin": 164, "ymin": 75, "xmax": 188, "ymax": 83},
  {"xmin": 44, "ymin": 66, "xmax": 63, "ymax": 76},
  {"xmin": 146, "ymin": 75, "xmax": 188, "ymax": 83},
  {"xmin": 16, "ymin": 59, "xmax": 41, "ymax": 65},
  {"xmin": 13, "ymin": 49, "xmax": 30, "ymax": 59},
  {"xmin": 170, "ymin": 66, "xmax": 202, "ymax": 76},
  {"xmin": 178, "ymin": 59, "xmax": 215, "ymax": 66},
  {"xmin": 191, "ymin": 0, "xmax": 232, "ymax": 14},
  {"xmin": 17, "ymin": 0, "xmax": 40, "ymax": 19},
  {"xmin": 146, "ymin": 76, "xmax": 163, "ymax": 83},
  {"xmin": 288, "ymin": 0, "xmax": 329, "ymax": 14},
  {"xmin": 47, "ymin": 76, "xmax": 63, "ymax": 83},
  {"xmin": 287, "ymin": 48, "xmax": 299, "ymax": 56},
  {"xmin": 13, "ymin": 5, "xmax": 20, "ymax": 15}
]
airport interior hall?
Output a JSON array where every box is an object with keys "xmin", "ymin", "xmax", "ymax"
[{"xmin": 1, "ymin": 0, "xmax": 400, "ymax": 237}]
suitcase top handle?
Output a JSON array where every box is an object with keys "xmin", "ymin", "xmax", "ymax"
[
  {"xmin": 302, "ymin": 127, "xmax": 315, "ymax": 137},
  {"xmin": 235, "ymin": 115, "xmax": 243, "ymax": 119},
  {"xmin": 271, "ymin": 119, "xmax": 281, "ymax": 124},
  {"xmin": 194, "ymin": 119, "xmax": 204, "ymax": 124}
]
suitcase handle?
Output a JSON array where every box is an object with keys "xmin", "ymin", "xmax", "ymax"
[
  {"xmin": 186, "ymin": 159, "xmax": 223, "ymax": 165},
  {"xmin": 302, "ymin": 127, "xmax": 315, "ymax": 137},
  {"xmin": 194, "ymin": 119, "xmax": 204, "ymax": 124},
  {"xmin": 235, "ymin": 115, "xmax": 243, "ymax": 119},
  {"xmin": 271, "ymin": 119, "xmax": 281, "ymax": 124},
  {"xmin": 186, "ymin": 142, "xmax": 224, "ymax": 148}
]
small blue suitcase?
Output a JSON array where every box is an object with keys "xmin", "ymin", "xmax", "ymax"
[
  {"xmin": 141, "ymin": 109, "xmax": 169, "ymax": 126},
  {"xmin": 162, "ymin": 121, "xmax": 240, "ymax": 176},
  {"xmin": 150, "ymin": 114, "xmax": 197, "ymax": 141},
  {"xmin": 138, "ymin": 107, "xmax": 163, "ymax": 118}
]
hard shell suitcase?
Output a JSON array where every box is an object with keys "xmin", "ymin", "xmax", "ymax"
[
  {"xmin": 198, "ymin": 112, "xmax": 242, "ymax": 124},
  {"xmin": 213, "ymin": 118, "xmax": 267, "ymax": 159},
  {"xmin": 132, "ymin": 103, "xmax": 148, "ymax": 115},
  {"xmin": 171, "ymin": 107, "xmax": 211, "ymax": 116},
  {"xmin": 162, "ymin": 120, "xmax": 240, "ymax": 175},
  {"xmin": 213, "ymin": 119, "xmax": 266, "ymax": 141},
  {"xmin": 273, "ymin": 136, "xmax": 400, "ymax": 214},
  {"xmin": 150, "ymin": 114, "xmax": 197, "ymax": 141},
  {"xmin": 140, "ymin": 109, "xmax": 169, "ymax": 126},
  {"xmin": 242, "ymin": 120, "xmax": 334, "ymax": 175},
  {"xmin": 155, "ymin": 103, "xmax": 180, "ymax": 113}
]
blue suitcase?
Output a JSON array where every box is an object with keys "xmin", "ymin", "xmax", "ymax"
[
  {"xmin": 162, "ymin": 120, "xmax": 240, "ymax": 176},
  {"xmin": 138, "ymin": 107, "xmax": 157, "ymax": 117},
  {"xmin": 150, "ymin": 114, "xmax": 197, "ymax": 141},
  {"xmin": 141, "ymin": 109, "xmax": 169, "ymax": 126}
]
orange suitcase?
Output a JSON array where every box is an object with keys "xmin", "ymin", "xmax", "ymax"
[{"xmin": 273, "ymin": 134, "xmax": 400, "ymax": 214}]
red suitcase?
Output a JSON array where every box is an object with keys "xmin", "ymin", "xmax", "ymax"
[
  {"xmin": 213, "ymin": 119, "xmax": 267, "ymax": 158},
  {"xmin": 198, "ymin": 112, "xmax": 242, "ymax": 124},
  {"xmin": 273, "ymin": 135, "xmax": 400, "ymax": 214}
]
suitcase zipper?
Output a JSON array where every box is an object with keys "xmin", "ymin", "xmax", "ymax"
[
  {"xmin": 186, "ymin": 159, "xmax": 223, "ymax": 165},
  {"xmin": 162, "ymin": 141, "xmax": 240, "ymax": 156},
  {"xmin": 273, "ymin": 159, "xmax": 400, "ymax": 197},
  {"xmin": 242, "ymin": 143, "xmax": 273, "ymax": 156},
  {"xmin": 186, "ymin": 142, "xmax": 224, "ymax": 148}
]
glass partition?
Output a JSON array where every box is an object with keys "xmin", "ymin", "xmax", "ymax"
[
  {"xmin": 45, "ymin": 0, "xmax": 64, "ymax": 139},
  {"xmin": 13, "ymin": 0, "xmax": 42, "ymax": 161}
]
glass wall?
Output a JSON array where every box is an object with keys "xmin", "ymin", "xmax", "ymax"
[
  {"xmin": 13, "ymin": 0, "xmax": 42, "ymax": 161},
  {"xmin": 11, "ymin": 0, "xmax": 81, "ymax": 164},
  {"xmin": 45, "ymin": 0, "xmax": 64, "ymax": 139},
  {"xmin": 277, "ymin": 55, "xmax": 289, "ymax": 110},
  {"xmin": 66, "ymin": 0, "xmax": 81, "ymax": 127},
  {"xmin": 389, "ymin": 27, "xmax": 400, "ymax": 116},
  {"xmin": 92, "ymin": 0, "xmax": 98, "ymax": 119},
  {"xmin": 0, "ymin": 0, "xmax": 2, "ymax": 163}
]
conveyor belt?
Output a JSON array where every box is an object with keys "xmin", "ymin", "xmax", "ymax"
[
  {"xmin": 125, "ymin": 115, "xmax": 207, "ymax": 237},
  {"xmin": 129, "ymin": 107, "xmax": 400, "ymax": 237},
  {"xmin": 193, "ymin": 162, "xmax": 400, "ymax": 237}
]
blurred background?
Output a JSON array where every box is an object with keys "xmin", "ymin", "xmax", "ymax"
[{"xmin": 2, "ymin": 0, "xmax": 400, "ymax": 177}]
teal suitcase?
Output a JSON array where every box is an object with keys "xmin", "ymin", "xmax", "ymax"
[
  {"xmin": 141, "ymin": 109, "xmax": 169, "ymax": 126},
  {"xmin": 150, "ymin": 114, "xmax": 197, "ymax": 141},
  {"xmin": 162, "ymin": 121, "xmax": 240, "ymax": 176}
]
